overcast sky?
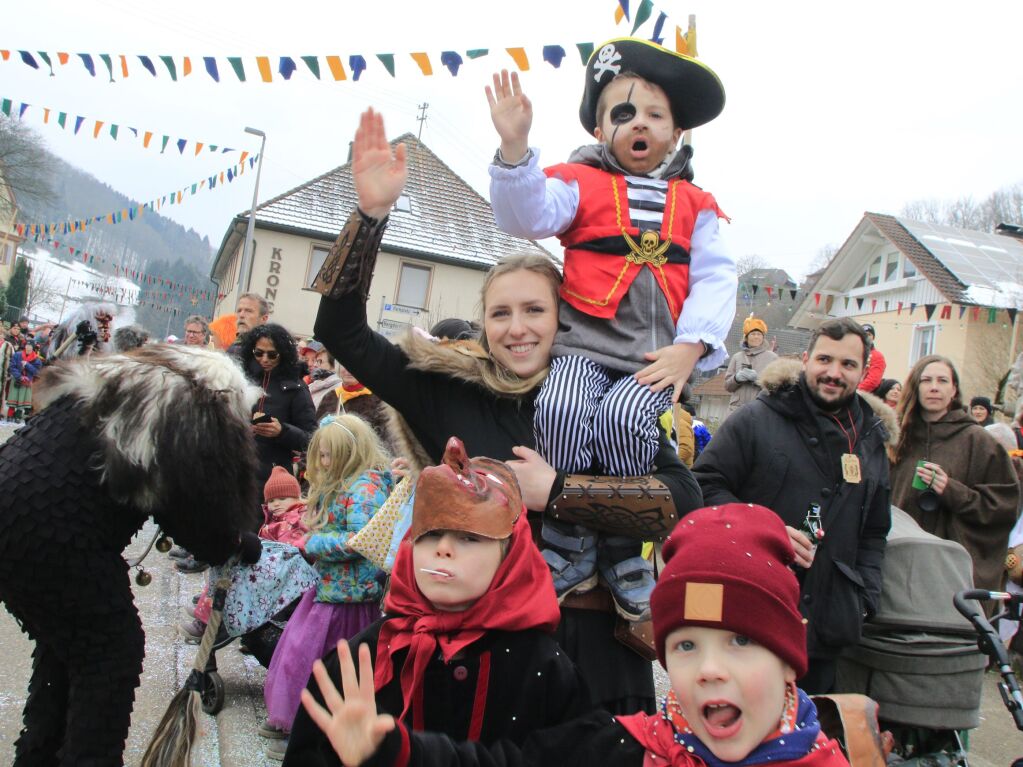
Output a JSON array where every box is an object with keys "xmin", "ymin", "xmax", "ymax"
[{"xmin": 4, "ymin": 0, "xmax": 1021, "ymax": 281}]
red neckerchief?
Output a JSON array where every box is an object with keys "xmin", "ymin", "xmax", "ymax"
[
  {"xmin": 618, "ymin": 684, "xmax": 806, "ymax": 767},
  {"xmin": 21, "ymin": 351, "xmax": 38, "ymax": 364},
  {"xmin": 374, "ymin": 512, "xmax": 559, "ymax": 722}
]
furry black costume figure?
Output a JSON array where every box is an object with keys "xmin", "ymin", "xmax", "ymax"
[{"xmin": 0, "ymin": 344, "xmax": 262, "ymax": 766}]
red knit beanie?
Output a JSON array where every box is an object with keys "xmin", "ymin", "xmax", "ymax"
[
  {"xmin": 264, "ymin": 466, "xmax": 301, "ymax": 502},
  {"xmin": 651, "ymin": 504, "xmax": 807, "ymax": 677}
]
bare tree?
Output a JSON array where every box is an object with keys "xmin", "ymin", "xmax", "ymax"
[
  {"xmin": 806, "ymin": 244, "xmax": 838, "ymax": 275},
  {"xmin": 735, "ymin": 253, "xmax": 769, "ymax": 278},
  {"xmin": 0, "ymin": 116, "xmax": 55, "ymax": 217},
  {"xmin": 901, "ymin": 181, "xmax": 1023, "ymax": 231},
  {"xmin": 25, "ymin": 263, "xmax": 66, "ymax": 317}
]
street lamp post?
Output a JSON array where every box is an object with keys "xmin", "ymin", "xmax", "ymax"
[{"xmin": 236, "ymin": 127, "xmax": 266, "ymax": 301}]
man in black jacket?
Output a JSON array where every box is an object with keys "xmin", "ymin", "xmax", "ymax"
[{"xmin": 693, "ymin": 317, "xmax": 894, "ymax": 693}]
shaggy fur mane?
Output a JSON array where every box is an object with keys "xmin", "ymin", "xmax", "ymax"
[
  {"xmin": 34, "ymin": 344, "xmax": 264, "ymax": 563},
  {"xmin": 758, "ymin": 356, "xmax": 900, "ymax": 446}
]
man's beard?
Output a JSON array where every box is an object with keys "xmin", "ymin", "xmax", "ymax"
[{"xmin": 806, "ymin": 376, "xmax": 857, "ymax": 412}]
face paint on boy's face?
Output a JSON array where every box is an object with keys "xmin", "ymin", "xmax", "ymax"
[{"xmin": 594, "ymin": 78, "xmax": 683, "ymax": 176}]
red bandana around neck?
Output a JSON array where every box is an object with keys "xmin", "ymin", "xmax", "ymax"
[{"xmin": 374, "ymin": 512, "xmax": 559, "ymax": 723}]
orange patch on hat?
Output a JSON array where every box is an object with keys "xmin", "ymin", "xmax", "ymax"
[{"xmin": 684, "ymin": 582, "xmax": 724, "ymax": 622}]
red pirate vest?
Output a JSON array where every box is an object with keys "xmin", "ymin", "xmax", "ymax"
[{"xmin": 544, "ymin": 162, "xmax": 724, "ymax": 323}]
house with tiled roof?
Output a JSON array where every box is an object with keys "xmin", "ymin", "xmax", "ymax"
[
  {"xmin": 789, "ymin": 213, "xmax": 1023, "ymax": 400},
  {"xmin": 210, "ymin": 134, "xmax": 551, "ymax": 338}
]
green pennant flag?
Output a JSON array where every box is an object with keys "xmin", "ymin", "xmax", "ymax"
[
  {"xmin": 631, "ymin": 0, "xmax": 653, "ymax": 33},
  {"xmin": 301, "ymin": 56, "xmax": 320, "ymax": 79},
  {"xmin": 576, "ymin": 42, "xmax": 594, "ymax": 64},
  {"xmin": 99, "ymin": 53, "xmax": 114, "ymax": 81},
  {"xmin": 227, "ymin": 56, "xmax": 246, "ymax": 81},
  {"xmin": 191, "ymin": 183, "xmax": 197, "ymax": 194},
  {"xmin": 57, "ymin": 111, "xmax": 67, "ymax": 128},
  {"xmin": 377, "ymin": 53, "xmax": 395, "ymax": 76},
  {"xmin": 109, "ymin": 124, "xmax": 118, "ymax": 139},
  {"xmin": 208, "ymin": 144, "xmax": 218, "ymax": 152},
  {"xmin": 989, "ymin": 308, "xmax": 998, "ymax": 323},
  {"xmin": 161, "ymin": 135, "xmax": 170, "ymax": 153},
  {"xmin": 160, "ymin": 55, "xmax": 177, "ymax": 80},
  {"xmin": 37, "ymin": 51, "xmax": 53, "ymax": 74},
  {"xmin": 0, "ymin": 99, "xmax": 10, "ymax": 117},
  {"xmin": 466, "ymin": 49, "xmax": 489, "ymax": 59}
]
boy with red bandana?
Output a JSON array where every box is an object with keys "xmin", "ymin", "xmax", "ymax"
[
  {"xmin": 486, "ymin": 38, "xmax": 736, "ymax": 619},
  {"xmin": 301, "ymin": 504, "xmax": 852, "ymax": 767}
]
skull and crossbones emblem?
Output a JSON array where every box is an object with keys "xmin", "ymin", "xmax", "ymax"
[{"xmin": 592, "ymin": 43, "xmax": 622, "ymax": 82}]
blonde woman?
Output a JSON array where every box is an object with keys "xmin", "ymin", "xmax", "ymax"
[{"xmin": 262, "ymin": 413, "xmax": 394, "ymax": 754}]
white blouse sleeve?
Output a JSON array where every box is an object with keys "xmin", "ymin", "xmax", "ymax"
[
  {"xmin": 673, "ymin": 209, "xmax": 736, "ymax": 371},
  {"xmin": 488, "ymin": 149, "xmax": 579, "ymax": 240}
]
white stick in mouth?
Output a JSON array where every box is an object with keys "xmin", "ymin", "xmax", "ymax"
[{"xmin": 419, "ymin": 568, "xmax": 453, "ymax": 577}]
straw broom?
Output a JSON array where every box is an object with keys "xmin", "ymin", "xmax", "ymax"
[{"xmin": 141, "ymin": 579, "xmax": 230, "ymax": 767}]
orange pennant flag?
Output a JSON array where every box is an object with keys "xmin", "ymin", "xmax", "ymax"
[
  {"xmin": 614, "ymin": 4, "xmax": 625, "ymax": 23},
  {"xmin": 240, "ymin": 151, "xmax": 249, "ymax": 164},
  {"xmin": 177, "ymin": 191, "xmax": 183, "ymax": 203},
  {"xmin": 143, "ymin": 131, "xmax": 154, "ymax": 148},
  {"xmin": 325, "ymin": 55, "xmax": 346, "ymax": 80},
  {"xmin": 256, "ymin": 56, "xmax": 273, "ymax": 82},
  {"xmin": 410, "ymin": 52, "xmax": 433, "ymax": 75},
  {"xmin": 194, "ymin": 142, "xmax": 204, "ymax": 156},
  {"xmin": 183, "ymin": 56, "xmax": 192, "ymax": 77},
  {"xmin": 0, "ymin": 50, "xmax": 9, "ymax": 61},
  {"xmin": 58, "ymin": 51, "xmax": 69, "ymax": 65},
  {"xmin": 219, "ymin": 171, "xmax": 225, "ymax": 183},
  {"xmin": 43, "ymin": 108, "xmax": 50, "ymax": 123},
  {"xmin": 506, "ymin": 47, "xmax": 529, "ymax": 71},
  {"xmin": 120, "ymin": 54, "xmax": 129, "ymax": 78},
  {"xmin": 93, "ymin": 120, "xmax": 104, "ymax": 138}
]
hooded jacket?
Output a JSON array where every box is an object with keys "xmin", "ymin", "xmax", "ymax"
[
  {"xmin": 693, "ymin": 358, "xmax": 896, "ymax": 658},
  {"xmin": 890, "ymin": 409, "xmax": 1018, "ymax": 591}
]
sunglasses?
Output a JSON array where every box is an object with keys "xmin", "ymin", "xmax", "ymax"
[{"xmin": 253, "ymin": 349, "xmax": 280, "ymax": 360}]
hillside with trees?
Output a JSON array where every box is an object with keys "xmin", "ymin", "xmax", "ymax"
[{"xmin": 0, "ymin": 115, "xmax": 218, "ymax": 334}]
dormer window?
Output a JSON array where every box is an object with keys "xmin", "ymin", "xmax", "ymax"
[{"xmin": 394, "ymin": 194, "xmax": 412, "ymax": 213}]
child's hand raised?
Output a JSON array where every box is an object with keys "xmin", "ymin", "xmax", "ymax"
[
  {"xmin": 353, "ymin": 108, "xmax": 408, "ymax": 221},
  {"xmin": 635, "ymin": 342, "xmax": 704, "ymax": 405},
  {"xmin": 301, "ymin": 641, "xmax": 395, "ymax": 766},
  {"xmin": 485, "ymin": 70, "xmax": 532, "ymax": 165}
]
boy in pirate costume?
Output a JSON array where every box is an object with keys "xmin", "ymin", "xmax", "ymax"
[
  {"xmin": 486, "ymin": 39, "xmax": 736, "ymax": 618},
  {"xmin": 301, "ymin": 504, "xmax": 852, "ymax": 767}
]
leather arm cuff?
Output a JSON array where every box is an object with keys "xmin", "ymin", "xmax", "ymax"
[
  {"xmin": 310, "ymin": 209, "xmax": 387, "ymax": 300},
  {"xmin": 549, "ymin": 475, "xmax": 677, "ymax": 541}
]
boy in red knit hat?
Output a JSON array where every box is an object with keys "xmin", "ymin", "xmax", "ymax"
[{"xmin": 300, "ymin": 503, "xmax": 851, "ymax": 767}]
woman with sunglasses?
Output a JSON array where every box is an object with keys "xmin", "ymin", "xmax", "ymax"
[{"xmin": 237, "ymin": 323, "xmax": 319, "ymax": 485}]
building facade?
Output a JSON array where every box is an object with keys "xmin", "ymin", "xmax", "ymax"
[{"xmin": 210, "ymin": 135, "xmax": 552, "ymax": 339}]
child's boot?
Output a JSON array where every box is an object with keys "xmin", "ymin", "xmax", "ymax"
[
  {"xmin": 598, "ymin": 536, "xmax": 655, "ymax": 621},
  {"xmin": 540, "ymin": 519, "xmax": 598, "ymax": 600}
]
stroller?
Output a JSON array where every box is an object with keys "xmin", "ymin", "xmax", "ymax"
[{"xmin": 836, "ymin": 508, "xmax": 987, "ymax": 763}]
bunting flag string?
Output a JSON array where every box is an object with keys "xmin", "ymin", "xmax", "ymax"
[
  {"xmin": 0, "ymin": 3, "xmax": 695, "ymax": 85},
  {"xmin": 15, "ymin": 154, "xmax": 259, "ymax": 238},
  {"xmin": 0, "ymin": 95, "xmax": 245, "ymax": 158},
  {"xmin": 30, "ymin": 234, "xmax": 219, "ymax": 299}
]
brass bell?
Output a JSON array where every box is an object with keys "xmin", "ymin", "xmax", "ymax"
[
  {"xmin": 155, "ymin": 534, "xmax": 172, "ymax": 553},
  {"xmin": 135, "ymin": 567, "xmax": 152, "ymax": 587}
]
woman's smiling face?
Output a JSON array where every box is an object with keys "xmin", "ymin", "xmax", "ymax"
[{"xmin": 483, "ymin": 269, "xmax": 558, "ymax": 379}]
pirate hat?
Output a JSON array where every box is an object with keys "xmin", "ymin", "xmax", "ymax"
[{"xmin": 579, "ymin": 38, "xmax": 725, "ymax": 135}]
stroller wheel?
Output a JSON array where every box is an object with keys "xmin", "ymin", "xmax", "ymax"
[{"xmin": 200, "ymin": 671, "xmax": 225, "ymax": 715}]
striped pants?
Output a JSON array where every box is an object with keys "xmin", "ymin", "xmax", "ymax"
[{"xmin": 535, "ymin": 355, "xmax": 673, "ymax": 475}]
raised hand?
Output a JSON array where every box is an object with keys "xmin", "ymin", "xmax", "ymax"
[
  {"xmin": 353, "ymin": 108, "xmax": 408, "ymax": 220},
  {"xmin": 485, "ymin": 70, "xmax": 532, "ymax": 164},
  {"xmin": 301, "ymin": 641, "xmax": 396, "ymax": 766}
]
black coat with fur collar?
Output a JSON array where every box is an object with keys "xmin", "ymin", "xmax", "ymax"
[{"xmin": 693, "ymin": 358, "xmax": 896, "ymax": 658}]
